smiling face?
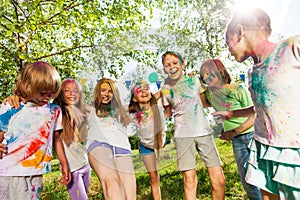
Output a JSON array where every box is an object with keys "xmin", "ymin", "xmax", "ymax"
[
  {"xmin": 201, "ymin": 67, "xmax": 219, "ymax": 88},
  {"xmin": 133, "ymin": 83, "xmax": 152, "ymax": 105},
  {"xmin": 62, "ymin": 81, "xmax": 80, "ymax": 106},
  {"xmin": 162, "ymin": 54, "xmax": 184, "ymax": 80},
  {"xmin": 100, "ymin": 82, "xmax": 113, "ymax": 104}
]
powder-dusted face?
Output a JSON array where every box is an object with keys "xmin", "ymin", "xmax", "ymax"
[
  {"xmin": 163, "ymin": 54, "xmax": 184, "ymax": 80},
  {"xmin": 100, "ymin": 82, "xmax": 113, "ymax": 104},
  {"xmin": 133, "ymin": 83, "xmax": 151, "ymax": 104},
  {"xmin": 200, "ymin": 67, "xmax": 219, "ymax": 88},
  {"xmin": 62, "ymin": 81, "xmax": 80, "ymax": 106},
  {"xmin": 29, "ymin": 90, "xmax": 56, "ymax": 106},
  {"xmin": 226, "ymin": 30, "xmax": 251, "ymax": 63}
]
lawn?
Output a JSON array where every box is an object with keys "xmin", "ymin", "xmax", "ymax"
[{"xmin": 42, "ymin": 139, "xmax": 248, "ymax": 200}]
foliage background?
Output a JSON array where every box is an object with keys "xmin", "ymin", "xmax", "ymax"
[{"xmin": 0, "ymin": 0, "xmax": 249, "ymax": 103}]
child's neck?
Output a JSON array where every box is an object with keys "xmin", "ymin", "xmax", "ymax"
[
  {"xmin": 166, "ymin": 74, "xmax": 183, "ymax": 86},
  {"xmin": 138, "ymin": 102, "xmax": 151, "ymax": 111}
]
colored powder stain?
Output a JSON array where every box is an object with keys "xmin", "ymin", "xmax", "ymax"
[
  {"xmin": 8, "ymin": 144, "xmax": 25, "ymax": 156},
  {"xmin": 26, "ymin": 139, "xmax": 45, "ymax": 159},
  {"xmin": 6, "ymin": 135, "xmax": 18, "ymax": 145},
  {"xmin": 36, "ymin": 187, "xmax": 42, "ymax": 199},
  {"xmin": 161, "ymin": 89, "xmax": 170, "ymax": 95},
  {"xmin": 186, "ymin": 77, "xmax": 195, "ymax": 89},
  {"xmin": 193, "ymin": 104, "xmax": 198, "ymax": 116},
  {"xmin": 251, "ymin": 70, "xmax": 272, "ymax": 108},
  {"xmin": 77, "ymin": 190, "xmax": 80, "ymax": 198},
  {"xmin": 170, "ymin": 89, "xmax": 174, "ymax": 99},
  {"xmin": 22, "ymin": 149, "xmax": 51, "ymax": 168},
  {"xmin": 39, "ymin": 126, "xmax": 49, "ymax": 138},
  {"xmin": 180, "ymin": 94, "xmax": 193, "ymax": 100}
]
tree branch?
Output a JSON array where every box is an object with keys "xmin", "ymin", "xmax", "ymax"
[
  {"xmin": 38, "ymin": 0, "xmax": 90, "ymax": 26},
  {"xmin": 0, "ymin": 22, "xmax": 10, "ymax": 31},
  {"xmin": 1, "ymin": 14, "xmax": 14, "ymax": 23},
  {"xmin": 0, "ymin": 43, "xmax": 19, "ymax": 64},
  {"xmin": 35, "ymin": 44, "xmax": 95, "ymax": 60}
]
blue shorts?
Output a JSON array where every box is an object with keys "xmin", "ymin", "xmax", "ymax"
[{"xmin": 139, "ymin": 143, "xmax": 154, "ymax": 156}]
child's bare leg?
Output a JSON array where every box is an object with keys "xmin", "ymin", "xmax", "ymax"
[
  {"xmin": 207, "ymin": 166, "xmax": 225, "ymax": 200},
  {"xmin": 115, "ymin": 156, "xmax": 136, "ymax": 200},
  {"xmin": 183, "ymin": 169, "xmax": 198, "ymax": 200},
  {"xmin": 142, "ymin": 153, "xmax": 161, "ymax": 200},
  {"xmin": 88, "ymin": 147, "xmax": 125, "ymax": 200}
]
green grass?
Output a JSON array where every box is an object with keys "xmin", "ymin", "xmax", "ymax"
[{"xmin": 42, "ymin": 139, "xmax": 248, "ymax": 200}]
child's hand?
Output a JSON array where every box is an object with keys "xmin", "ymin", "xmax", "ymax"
[
  {"xmin": 3, "ymin": 95, "xmax": 26, "ymax": 109},
  {"xmin": 219, "ymin": 130, "xmax": 236, "ymax": 141},
  {"xmin": 0, "ymin": 143, "xmax": 7, "ymax": 159},
  {"xmin": 212, "ymin": 110, "xmax": 233, "ymax": 120},
  {"xmin": 59, "ymin": 165, "xmax": 71, "ymax": 185},
  {"xmin": 66, "ymin": 105, "xmax": 86, "ymax": 126}
]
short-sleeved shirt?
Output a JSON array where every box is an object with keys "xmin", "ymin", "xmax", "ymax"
[
  {"xmin": 131, "ymin": 105, "xmax": 166, "ymax": 149},
  {"xmin": 248, "ymin": 35, "xmax": 300, "ymax": 148},
  {"xmin": 0, "ymin": 102, "xmax": 62, "ymax": 176},
  {"xmin": 62, "ymin": 128, "xmax": 88, "ymax": 172},
  {"xmin": 86, "ymin": 108, "xmax": 131, "ymax": 151},
  {"xmin": 161, "ymin": 75, "xmax": 212, "ymax": 138},
  {"xmin": 206, "ymin": 83, "xmax": 254, "ymax": 133}
]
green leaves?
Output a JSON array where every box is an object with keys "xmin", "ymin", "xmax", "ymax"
[{"xmin": 0, "ymin": 0, "xmax": 154, "ymax": 100}]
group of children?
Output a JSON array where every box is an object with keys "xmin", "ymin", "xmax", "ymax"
[{"xmin": 1, "ymin": 7, "xmax": 300, "ymax": 200}]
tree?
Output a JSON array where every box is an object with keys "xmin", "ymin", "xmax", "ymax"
[
  {"xmin": 137, "ymin": 0, "xmax": 234, "ymax": 72},
  {"xmin": 0, "ymin": 0, "xmax": 155, "ymax": 100}
]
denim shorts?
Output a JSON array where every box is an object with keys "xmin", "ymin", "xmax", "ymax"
[{"xmin": 139, "ymin": 143, "xmax": 155, "ymax": 156}]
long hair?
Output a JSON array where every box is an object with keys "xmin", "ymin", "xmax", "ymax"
[
  {"xmin": 14, "ymin": 61, "xmax": 61, "ymax": 99},
  {"xmin": 93, "ymin": 78, "xmax": 129, "ymax": 126},
  {"xmin": 128, "ymin": 82, "xmax": 163, "ymax": 149},
  {"xmin": 53, "ymin": 78, "xmax": 88, "ymax": 145}
]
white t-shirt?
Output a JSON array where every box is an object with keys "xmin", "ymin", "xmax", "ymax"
[
  {"xmin": 248, "ymin": 35, "xmax": 300, "ymax": 148},
  {"xmin": 86, "ymin": 108, "xmax": 131, "ymax": 151},
  {"xmin": 62, "ymin": 129, "xmax": 88, "ymax": 172},
  {"xmin": 0, "ymin": 102, "xmax": 62, "ymax": 176},
  {"xmin": 131, "ymin": 105, "xmax": 166, "ymax": 149},
  {"xmin": 161, "ymin": 76, "xmax": 212, "ymax": 138}
]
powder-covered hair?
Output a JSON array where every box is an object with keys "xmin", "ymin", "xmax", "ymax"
[
  {"xmin": 14, "ymin": 61, "xmax": 61, "ymax": 99},
  {"xmin": 93, "ymin": 78, "xmax": 129, "ymax": 127},
  {"xmin": 161, "ymin": 51, "xmax": 184, "ymax": 67},
  {"xmin": 128, "ymin": 81, "xmax": 164, "ymax": 149},
  {"xmin": 53, "ymin": 79, "xmax": 88, "ymax": 145},
  {"xmin": 199, "ymin": 58, "xmax": 231, "ymax": 85},
  {"xmin": 226, "ymin": 8, "xmax": 272, "ymax": 39}
]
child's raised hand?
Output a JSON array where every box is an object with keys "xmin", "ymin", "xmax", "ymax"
[
  {"xmin": 3, "ymin": 95, "xmax": 26, "ymax": 109},
  {"xmin": 66, "ymin": 105, "xmax": 86, "ymax": 126}
]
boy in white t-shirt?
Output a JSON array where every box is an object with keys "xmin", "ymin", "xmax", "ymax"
[{"xmin": 160, "ymin": 51, "xmax": 225, "ymax": 200}]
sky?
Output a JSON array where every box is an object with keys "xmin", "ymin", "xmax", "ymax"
[{"xmin": 233, "ymin": 0, "xmax": 300, "ymax": 38}]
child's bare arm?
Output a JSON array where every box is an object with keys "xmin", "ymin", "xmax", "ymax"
[
  {"xmin": 200, "ymin": 93, "xmax": 211, "ymax": 108},
  {"xmin": 53, "ymin": 130, "xmax": 71, "ymax": 185},
  {"xmin": 0, "ymin": 131, "xmax": 4, "ymax": 143},
  {"xmin": 0, "ymin": 131, "xmax": 7, "ymax": 159},
  {"xmin": 3, "ymin": 95, "xmax": 26, "ymax": 109},
  {"xmin": 164, "ymin": 105, "xmax": 173, "ymax": 119}
]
